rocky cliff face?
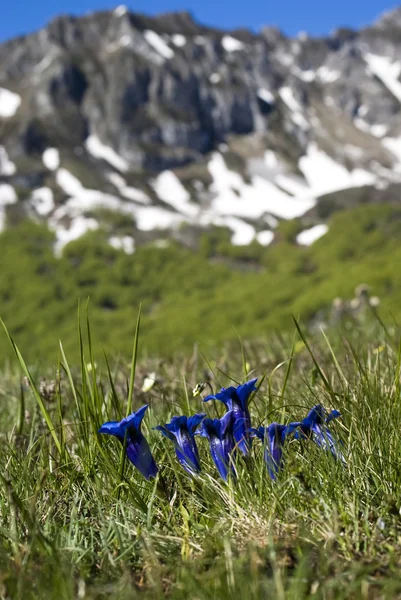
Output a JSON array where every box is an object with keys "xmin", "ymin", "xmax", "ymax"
[{"xmin": 1, "ymin": 5, "xmax": 401, "ymax": 252}]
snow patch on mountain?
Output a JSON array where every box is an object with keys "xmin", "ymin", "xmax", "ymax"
[
  {"xmin": 114, "ymin": 5, "xmax": 128, "ymax": 17},
  {"xmin": 152, "ymin": 171, "xmax": 198, "ymax": 216},
  {"xmin": 221, "ymin": 36, "xmax": 244, "ymax": 52},
  {"xmin": 52, "ymin": 217, "xmax": 100, "ymax": 256},
  {"xmin": 354, "ymin": 118, "xmax": 388, "ymax": 138},
  {"xmin": 364, "ymin": 53, "xmax": 401, "ymax": 103},
  {"xmin": 52, "ymin": 168, "xmax": 188, "ymax": 246},
  {"xmin": 0, "ymin": 146, "xmax": 16, "ymax": 176},
  {"xmin": 299, "ymin": 143, "xmax": 376, "ymax": 196},
  {"xmin": 279, "ymin": 87, "xmax": 309, "ymax": 130},
  {"xmin": 209, "ymin": 73, "xmax": 221, "ymax": 84},
  {"xmin": 31, "ymin": 188, "xmax": 55, "ymax": 216},
  {"xmin": 200, "ymin": 213, "xmax": 255, "ymax": 245},
  {"xmin": 171, "ymin": 34, "xmax": 186, "ymax": 47},
  {"xmin": 296, "ymin": 224, "xmax": 329, "ymax": 246},
  {"xmin": 42, "ymin": 148, "xmax": 60, "ymax": 171},
  {"xmin": 0, "ymin": 184, "xmax": 18, "ymax": 232},
  {"xmin": 109, "ymin": 235, "xmax": 135, "ymax": 254},
  {"xmin": 221, "ymin": 217, "xmax": 254, "ymax": 245},
  {"xmin": 382, "ymin": 137, "xmax": 401, "ymax": 169},
  {"xmin": 106, "ymin": 35, "xmax": 132, "ymax": 53},
  {"xmin": 134, "ymin": 206, "xmax": 184, "ymax": 231},
  {"xmin": 56, "ymin": 169, "xmax": 84, "ymax": 196},
  {"xmin": 0, "ymin": 88, "xmax": 21, "ymax": 118},
  {"xmin": 294, "ymin": 68, "xmax": 316, "ymax": 82},
  {"xmin": 257, "ymin": 88, "xmax": 275, "ymax": 104},
  {"xmin": 144, "ymin": 30, "xmax": 174, "ymax": 60},
  {"xmin": 317, "ymin": 66, "xmax": 340, "ymax": 83},
  {"xmin": 208, "ymin": 152, "xmax": 315, "ymax": 220},
  {"xmin": 61, "ymin": 191, "xmax": 128, "ymax": 215},
  {"xmin": 0, "ymin": 184, "xmax": 17, "ymax": 205},
  {"xmin": 85, "ymin": 135, "xmax": 129, "ymax": 172},
  {"xmin": 256, "ymin": 230, "xmax": 275, "ymax": 246},
  {"xmin": 274, "ymin": 173, "xmax": 309, "ymax": 196},
  {"xmin": 265, "ymin": 151, "xmax": 279, "ymax": 170},
  {"xmin": 107, "ymin": 173, "xmax": 151, "ymax": 204}
]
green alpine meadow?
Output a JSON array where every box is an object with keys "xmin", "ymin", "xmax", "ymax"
[{"xmin": 1, "ymin": 202, "xmax": 401, "ymax": 365}]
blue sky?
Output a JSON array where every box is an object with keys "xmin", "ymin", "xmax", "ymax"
[{"xmin": 0, "ymin": 0, "xmax": 397, "ymax": 43}]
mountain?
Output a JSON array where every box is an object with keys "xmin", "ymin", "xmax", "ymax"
[{"xmin": 1, "ymin": 5, "xmax": 401, "ymax": 254}]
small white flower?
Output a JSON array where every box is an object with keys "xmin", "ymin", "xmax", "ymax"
[
  {"xmin": 377, "ymin": 518, "xmax": 386, "ymax": 531},
  {"xmin": 141, "ymin": 372, "xmax": 157, "ymax": 392}
]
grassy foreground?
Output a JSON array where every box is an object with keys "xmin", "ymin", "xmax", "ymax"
[{"xmin": 1, "ymin": 316, "xmax": 401, "ymax": 599}]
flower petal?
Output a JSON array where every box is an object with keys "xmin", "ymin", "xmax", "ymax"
[
  {"xmin": 175, "ymin": 447, "xmax": 199, "ymax": 475},
  {"xmin": 249, "ymin": 426, "xmax": 264, "ymax": 440},
  {"xmin": 236, "ymin": 378, "xmax": 258, "ymax": 410},
  {"xmin": 120, "ymin": 404, "xmax": 149, "ymax": 435},
  {"xmin": 199, "ymin": 417, "xmax": 221, "ymax": 439},
  {"xmin": 209, "ymin": 436, "xmax": 231, "ymax": 481},
  {"xmin": 264, "ymin": 446, "xmax": 282, "ymax": 480},
  {"xmin": 326, "ymin": 409, "xmax": 341, "ymax": 424},
  {"xmin": 98, "ymin": 421, "xmax": 123, "ymax": 438},
  {"xmin": 203, "ymin": 387, "xmax": 236, "ymax": 409},
  {"xmin": 302, "ymin": 405, "xmax": 325, "ymax": 428},
  {"xmin": 284, "ymin": 421, "xmax": 302, "ymax": 437},
  {"xmin": 126, "ymin": 434, "xmax": 158, "ymax": 480},
  {"xmin": 233, "ymin": 417, "xmax": 250, "ymax": 455},
  {"xmin": 199, "ymin": 412, "xmax": 236, "ymax": 481},
  {"xmin": 154, "ymin": 414, "xmax": 205, "ymax": 474},
  {"xmin": 153, "ymin": 425, "xmax": 175, "ymax": 442},
  {"xmin": 187, "ymin": 413, "xmax": 206, "ymax": 433},
  {"xmin": 175, "ymin": 427, "xmax": 201, "ymax": 473},
  {"xmin": 311, "ymin": 425, "xmax": 346, "ymax": 463},
  {"xmin": 265, "ymin": 423, "xmax": 287, "ymax": 480},
  {"xmin": 220, "ymin": 411, "xmax": 235, "ymax": 437},
  {"xmin": 164, "ymin": 415, "xmax": 187, "ymax": 435}
]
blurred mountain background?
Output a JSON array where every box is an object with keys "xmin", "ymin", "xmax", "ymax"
[{"xmin": 1, "ymin": 4, "xmax": 401, "ymax": 362}]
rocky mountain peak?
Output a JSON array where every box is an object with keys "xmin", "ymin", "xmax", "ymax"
[
  {"xmin": 1, "ymin": 6, "xmax": 401, "ymax": 255},
  {"xmin": 373, "ymin": 6, "xmax": 401, "ymax": 29}
]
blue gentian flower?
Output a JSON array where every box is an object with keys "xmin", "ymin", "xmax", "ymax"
[
  {"xmin": 98, "ymin": 405, "xmax": 158, "ymax": 480},
  {"xmin": 294, "ymin": 405, "xmax": 345, "ymax": 462},
  {"xmin": 197, "ymin": 411, "xmax": 236, "ymax": 481},
  {"xmin": 203, "ymin": 379, "xmax": 257, "ymax": 455},
  {"xmin": 252, "ymin": 422, "xmax": 300, "ymax": 480},
  {"xmin": 154, "ymin": 413, "xmax": 206, "ymax": 475}
]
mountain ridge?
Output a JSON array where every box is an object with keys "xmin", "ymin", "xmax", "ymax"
[{"xmin": 1, "ymin": 4, "xmax": 401, "ymax": 253}]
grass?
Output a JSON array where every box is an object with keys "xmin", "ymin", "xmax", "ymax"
[{"xmin": 1, "ymin": 311, "xmax": 401, "ymax": 598}]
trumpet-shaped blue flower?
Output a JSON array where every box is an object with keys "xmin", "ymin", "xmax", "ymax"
[
  {"xmin": 99, "ymin": 405, "xmax": 158, "ymax": 480},
  {"xmin": 294, "ymin": 405, "xmax": 345, "ymax": 462},
  {"xmin": 252, "ymin": 422, "xmax": 301, "ymax": 480},
  {"xmin": 197, "ymin": 411, "xmax": 237, "ymax": 481},
  {"xmin": 154, "ymin": 413, "xmax": 206, "ymax": 475},
  {"xmin": 204, "ymin": 379, "xmax": 257, "ymax": 455}
]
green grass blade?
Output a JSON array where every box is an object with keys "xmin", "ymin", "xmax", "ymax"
[
  {"xmin": 103, "ymin": 350, "xmax": 121, "ymax": 417},
  {"xmin": 118, "ymin": 305, "xmax": 142, "ymax": 499},
  {"xmin": 280, "ymin": 327, "xmax": 297, "ymax": 401},
  {"xmin": 1, "ymin": 319, "xmax": 62, "ymax": 456},
  {"xmin": 59, "ymin": 340, "xmax": 87, "ymax": 445},
  {"xmin": 18, "ymin": 380, "xmax": 25, "ymax": 436},
  {"xmin": 126, "ymin": 303, "xmax": 142, "ymax": 418},
  {"xmin": 292, "ymin": 315, "xmax": 334, "ymax": 395},
  {"xmin": 320, "ymin": 327, "xmax": 348, "ymax": 387}
]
